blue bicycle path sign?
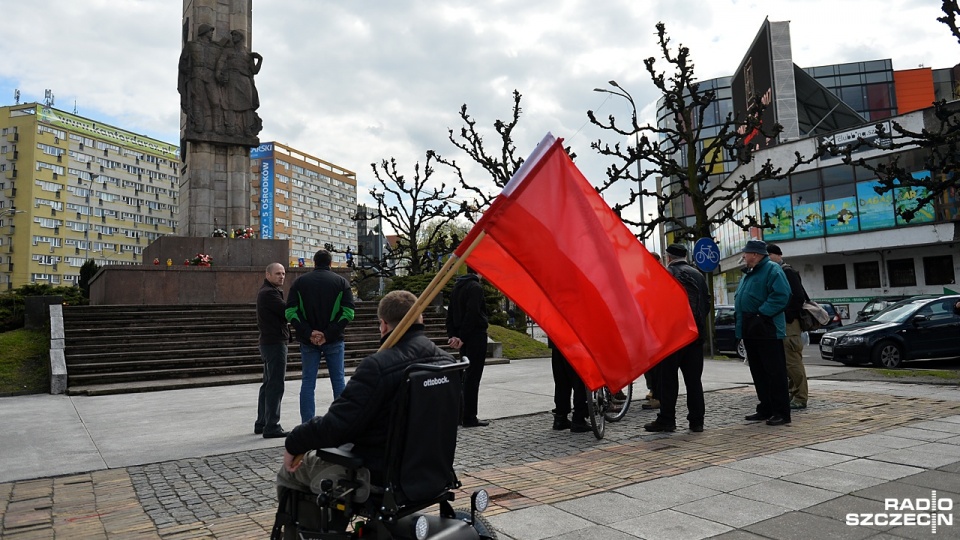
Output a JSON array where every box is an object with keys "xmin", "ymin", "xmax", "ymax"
[{"xmin": 693, "ymin": 237, "xmax": 720, "ymax": 272}]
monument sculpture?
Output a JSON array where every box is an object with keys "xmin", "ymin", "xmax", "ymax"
[{"xmin": 178, "ymin": 25, "xmax": 262, "ymax": 146}]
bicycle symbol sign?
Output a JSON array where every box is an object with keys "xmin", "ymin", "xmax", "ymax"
[{"xmin": 693, "ymin": 237, "xmax": 720, "ymax": 272}]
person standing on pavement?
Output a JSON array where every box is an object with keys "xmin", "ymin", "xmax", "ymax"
[
  {"xmin": 645, "ymin": 244, "xmax": 710, "ymax": 433},
  {"xmin": 285, "ymin": 250, "xmax": 355, "ymax": 424},
  {"xmin": 642, "ymin": 252, "xmax": 664, "ymax": 411},
  {"xmin": 765, "ymin": 244, "xmax": 809, "ymax": 410},
  {"xmin": 549, "ymin": 339, "xmax": 591, "ymax": 433},
  {"xmin": 256, "ymin": 263, "xmax": 290, "ymax": 439},
  {"xmin": 734, "ymin": 240, "xmax": 793, "ymax": 426},
  {"xmin": 446, "ymin": 267, "xmax": 490, "ymax": 428}
]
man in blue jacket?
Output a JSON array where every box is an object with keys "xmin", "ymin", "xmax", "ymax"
[
  {"xmin": 734, "ymin": 240, "xmax": 793, "ymax": 426},
  {"xmin": 286, "ymin": 250, "xmax": 355, "ymax": 424}
]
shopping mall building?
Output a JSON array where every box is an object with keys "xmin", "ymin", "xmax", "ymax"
[{"xmin": 660, "ymin": 19, "xmax": 960, "ymax": 321}]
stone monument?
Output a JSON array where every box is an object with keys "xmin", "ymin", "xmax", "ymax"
[{"xmin": 177, "ymin": 0, "xmax": 262, "ymax": 237}]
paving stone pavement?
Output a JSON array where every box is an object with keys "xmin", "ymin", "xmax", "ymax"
[{"xmin": 2, "ymin": 384, "xmax": 960, "ymax": 539}]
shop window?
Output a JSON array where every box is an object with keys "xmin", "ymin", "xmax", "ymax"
[
  {"xmin": 854, "ymin": 261, "xmax": 881, "ymax": 289},
  {"xmin": 823, "ymin": 264, "xmax": 848, "ymax": 290},
  {"xmin": 923, "ymin": 255, "xmax": 956, "ymax": 285},
  {"xmin": 887, "ymin": 258, "xmax": 917, "ymax": 287}
]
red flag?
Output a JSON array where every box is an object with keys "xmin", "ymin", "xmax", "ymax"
[{"xmin": 455, "ymin": 134, "xmax": 697, "ymax": 392}]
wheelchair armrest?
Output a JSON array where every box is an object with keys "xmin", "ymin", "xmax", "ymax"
[{"xmin": 317, "ymin": 446, "xmax": 364, "ymax": 469}]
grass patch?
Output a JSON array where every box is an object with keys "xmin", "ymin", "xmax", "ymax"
[
  {"xmin": 488, "ymin": 325, "xmax": 550, "ymax": 360},
  {"xmin": 0, "ymin": 329, "xmax": 50, "ymax": 396},
  {"xmin": 874, "ymin": 368, "xmax": 960, "ymax": 380}
]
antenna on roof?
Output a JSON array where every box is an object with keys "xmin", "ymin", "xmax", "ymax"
[
  {"xmin": 13, "ymin": 89, "xmax": 20, "ymax": 105},
  {"xmin": 43, "ymin": 89, "xmax": 55, "ymax": 114}
]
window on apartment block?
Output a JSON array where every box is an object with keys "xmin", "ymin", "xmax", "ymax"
[
  {"xmin": 854, "ymin": 261, "xmax": 881, "ymax": 289},
  {"xmin": 923, "ymin": 255, "xmax": 956, "ymax": 285},
  {"xmin": 823, "ymin": 264, "xmax": 848, "ymax": 290},
  {"xmin": 887, "ymin": 258, "xmax": 917, "ymax": 287}
]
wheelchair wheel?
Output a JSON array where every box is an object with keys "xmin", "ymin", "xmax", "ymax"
[
  {"xmin": 454, "ymin": 509, "xmax": 499, "ymax": 539},
  {"xmin": 587, "ymin": 389, "xmax": 606, "ymax": 439},
  {"xmin": 603, "ymin": 383, "xmax": 632, "ymax": 422}
]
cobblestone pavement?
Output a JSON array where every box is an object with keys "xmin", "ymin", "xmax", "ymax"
[{"xmin": 2, "ymin": 386, "xmax": 959, "ymax": 539}]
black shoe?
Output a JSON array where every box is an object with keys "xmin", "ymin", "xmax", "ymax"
[
  {"xmin": 644, "ymin": 420, "xmax": 676, "ymax": 432},
  {"xmin": 689, "ymin": 424, "xmax": 704, "ymax": 433},
  {"xmin": 570, "ymin": 420, "xmax": 591, "ymax": 433},
  {"xmin": 254, "ymin": 425, "xmax": 264, "ymax": 435},
  {"xmin": 745, "ymin": 413, "xmax": 771, "ymax": 422},
  {"xmin": 462, "ymin": 419, "xmax": 490, "ymax": 428},
  {"xmin": 262, "ymin": 428, "xmax": 289, "ymax": 439},
  {"xmin": 553, "ymin": 416, "xmax": 571, "ymax": 431},
  {"xmin": 766, "ymin": 415, "xmax": 791, "ymax": 426}
]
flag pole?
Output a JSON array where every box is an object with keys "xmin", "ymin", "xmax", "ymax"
[{"xmin": 378, "ymin": 231, "xmax": 486, "ymax": 351}]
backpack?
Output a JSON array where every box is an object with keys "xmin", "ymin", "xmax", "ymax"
[{"xmin": 799, "ymin": 300, "xmax": 831, "ymax": 331}]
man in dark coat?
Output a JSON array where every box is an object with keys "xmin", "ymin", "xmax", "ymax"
[
  {"xmin": 766, "ymin": 244, "xmax": 808, "ymax": 409},
  {"xmin": 278, "ymin": 290, "xmax": 455, "ymax": 495},
  {"xmin": 255, "ymin": 263, "xmax": 290, "ymax": 438},
  {"xmin": 645, "ymin": 244, "xmax": 711, "ymax": 433},
  {"xmin": 445, "ymin": 268, "xmax": 490, "ymax": 427}
]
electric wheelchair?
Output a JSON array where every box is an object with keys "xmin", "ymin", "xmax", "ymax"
[{"xmin": 271, "ymin": 359, "xmax": 497, "ymax": 539}]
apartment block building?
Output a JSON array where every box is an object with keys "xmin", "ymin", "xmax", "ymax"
[{"xmin": 0, "ymin": 104, "xmax": 180, "ymax": 289}]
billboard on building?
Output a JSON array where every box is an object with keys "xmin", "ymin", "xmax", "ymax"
[
  {"xmin": 252, "ymin": 143, "xmax": 275, "ymax": 239},
  {"xmin": 731, "ymin": 19, "xmax": 778, "ymax": 152}
]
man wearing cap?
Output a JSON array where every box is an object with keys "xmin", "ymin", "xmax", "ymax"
[
  {"xmin": 735, "ymin": 240, "xmax": 793, "ymax": 426},
  {"xmin": 645, "ymin": 243, "xmax": 710, "ymax": 433},
  {"xmin": 765, "ymin": 244, "xmax": 809, "ymax": 410}
]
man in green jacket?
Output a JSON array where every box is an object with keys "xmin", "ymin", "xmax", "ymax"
[{"xmin": 734, "ymin": 240, "xmax": 792, "ymax": 426}]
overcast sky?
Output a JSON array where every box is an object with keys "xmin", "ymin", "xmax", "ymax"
[{"xmin": 2, "ymin": 0, "xmax": 958, "ymax": 248}]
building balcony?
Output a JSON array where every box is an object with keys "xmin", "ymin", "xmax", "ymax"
[
  {"xmin": 4, "ymin": 149, "xmax": 17, "ymax": 161},
  {"xmin": 3, "ymin": 168, "xmax": 17, "ymax": 180},
  {"xmin": 4, "ymin": 131, "xmax": 18, "ymax": 143}
]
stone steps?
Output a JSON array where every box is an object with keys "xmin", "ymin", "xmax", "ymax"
[{"xmin": 62, "ymin": 302, "xmax": 455, "ymax": 395}]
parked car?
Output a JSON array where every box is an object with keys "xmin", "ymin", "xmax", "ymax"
[
  {"xmin": 819, "ymin": 294, "xmax": 960, "ymax": 368},
  {"xmin": 855, "ymin": 295, "xmax": 910, "ymax": 323},
  {"xmin": 807, "ymin": 302, "xmax": 843, "ymax": 344},
  {"xmin": 714, "ymin": 304, "xmax": 745, "ymax": 358}
]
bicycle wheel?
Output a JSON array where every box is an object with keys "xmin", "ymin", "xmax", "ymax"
[
  {"xmin": 587, "ymin": 389, "xmax": 606, "ymax": 439},
  {"xmin": 603, "ymin": 382, "xmax": 632, "ymax": 422}
]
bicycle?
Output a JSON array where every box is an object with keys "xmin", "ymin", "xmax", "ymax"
[{"xmin": 585, "ymin": 382, "xmax": 633, "ymax": 439}]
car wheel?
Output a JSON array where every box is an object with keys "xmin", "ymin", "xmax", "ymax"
[
  {"xmin": 871, "ymin": 341, "xmax": 903, "ymax": 368},
  {"xmin": 737, "ymin": 339, "xmax": 747, "ymax": 359}
]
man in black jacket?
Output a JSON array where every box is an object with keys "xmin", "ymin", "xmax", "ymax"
[
  {"xmin": 255, "ymin": 263, "xmax": 290, "ymax": 438},
  {"xmin": 766, "ymin": 244, "xmax": 808, "ymax": 409},
  {"xmin": 285, "ymin": 250, "xmax": 355, "ymax": 424},
  {"xmin": 645, "ymin": 244, "xmax": 710, "ymax": 433},
  {"xmin": 278, "ymin": 290, "xmax": 455, "ymax": 495},
  {"xmin": 445, "ymin": 268, "xmax": 490, "ymax": 427}
]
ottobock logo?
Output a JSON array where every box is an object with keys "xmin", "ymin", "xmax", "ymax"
[
  {"xmin": 423, "ymin": 376, "xmax": 450, "ymax": 387},
  {"xmin": 847, "ymin": 491, "xmax": 954, "ymax": 533}
]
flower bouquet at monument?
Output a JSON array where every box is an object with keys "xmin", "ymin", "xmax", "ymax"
[
  {"xmin": 186, "ymin": 253, "xmax": 213, "ymax": 267},
  {"xmin": 233, "ymin": 226, "xmax": 256, "ymax": 239},
  {"xmin": 212, "ymin": 228, "xmax": 229, "ymax": 238}
]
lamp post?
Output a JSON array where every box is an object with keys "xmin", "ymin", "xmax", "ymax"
[
  {"xmin": 594, "ymin": 80, "xmax": 646, "ymax": 247},
  {"xmin": 78, "ymin": 173, "xmax": 98, "ymax": 261}
]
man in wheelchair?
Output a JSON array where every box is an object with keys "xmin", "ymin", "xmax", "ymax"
[{"xmin": 273, "ymin": 290, "xmax": 495, "ymax": 539}]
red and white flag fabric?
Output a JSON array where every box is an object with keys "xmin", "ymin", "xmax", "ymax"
[{"xmin": 455, "ymin": 133, "xmax": 697, "ymax": 392}]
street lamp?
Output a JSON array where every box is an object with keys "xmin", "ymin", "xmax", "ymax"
[
  {"xmin": 594, "ymin": 80, "xmax": 646, "ymax": 247},
  {"xmin": 78, "ymin": 173, "xmax": 98, "ymax": 261}
]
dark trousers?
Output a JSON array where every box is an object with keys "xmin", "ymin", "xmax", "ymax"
[
  {"xmin": 645, "ymin": 363, "xmax": 662, "ymax": 399},
  {"xmin": 256, "ymin": 342, "xmax": 287, "ymax": 432},
  {"xmin": 460, "ymin": 334, "xmax": 487, "ymax": 422},
  {"xmin": 657, "ymin": 341, "xmax": 705, "ymax": 426},
  {"xmin": 744, "ymin": 338, "xmax": 791, "ymax": 420},
  {"xmin": 551, "ymin": 348, "xmax": 587, "ymax": 421}
]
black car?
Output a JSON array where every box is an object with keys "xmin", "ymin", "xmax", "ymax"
[
  {"xmin": 819, "ymin": 294, "xmax": 960, "ymax": 368},
  {"xmin": 714, "ymin": 305, "xmax": 745, "ymax": 358},
  {"xmin": 807, "ymin": 302, "xmax": 843, "ymax": 344},
  {"xmin": 855, "ymin": 295, "xmax": 910, "ymax": 323}
]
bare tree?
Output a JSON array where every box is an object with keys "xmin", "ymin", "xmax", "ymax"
[
  {"xmin": 431, "ymin": 90, "xmax": 576, "ymax": 223},
  {"xmin": 588, "ymin": 22, "xmax": 811, "ymax": 244},
  {"xmin": 821, "ymin": 1, "xmax": 960, "ymax": 223},
  {"xmin": 369, "ymin": 153, "xmax": 460, "ymax": 275}
]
